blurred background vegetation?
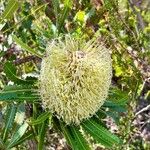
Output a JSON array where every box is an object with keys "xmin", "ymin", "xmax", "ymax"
[{"xmin": 0, "ymin": 0, "xmax": 150, "ymax": 149}]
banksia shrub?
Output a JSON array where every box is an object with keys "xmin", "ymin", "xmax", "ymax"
[{"xmin": 39, "ymin": 36, "xmax": 112, "ymax": 124}]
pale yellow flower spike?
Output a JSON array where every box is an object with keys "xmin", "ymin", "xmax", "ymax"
[{"xmin": 39, "ymin": 35, "xmax": 112, "ymax": 125}]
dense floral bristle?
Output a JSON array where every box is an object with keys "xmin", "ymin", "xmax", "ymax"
[{"xmin": 39, "ymin": 36, "xmax": 112, "ymax": 124}]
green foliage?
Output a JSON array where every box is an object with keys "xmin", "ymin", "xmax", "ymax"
[
  {"xmin": 58, "ymin": 0, "xmax": 73, "ymax": 33},
  {"xmin": 81, "ymin": 119, "xmax": 121, "ymax": 148},
  {"xmin": 4, "ymin": 61, "xmax": 36, "ymax": 85},
  {"xmin": 12, "ymin": 35, "xmax": 43, "ymax": 58},
  {"xmin": 29, "ymin": 112, "xmax": 51, "ymax": 125},
  {"xmin": 60, "ymin": 122, "xmax": 91, "ymax": 150},
  {"xmin": 0, "ymin": 103, "xmax": 30, "ymax": 149},
  {"xmin": 0, "ymin": 85, "xmax": 39, "ymax": 101},
  {"xmin": 38, "ymin": 119, "xmax": 48, "ymax": 150},
  {"xmin": 8, "ymin": 131, "xmax": 34, "ymax": 148},
  {"xmin": 0, "ymin": 0, "xmax": 19, "ymax": 23},
  {"xmin": 2, "ymin": 104, "xmax": 17, "ymax": 142}
]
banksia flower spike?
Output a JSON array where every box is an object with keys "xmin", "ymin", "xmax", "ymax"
[{"xmin": 39, "ymin": 36, "xmax": 112, "ymax": 125}]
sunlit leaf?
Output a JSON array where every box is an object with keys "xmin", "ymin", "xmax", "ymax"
[
  {"xmin": 8, "ymin": 131, "xmax": 34, "ymax": 148},
  {"xmin": 7, "ymin": 122, "xmax": 28, "ymax": 149},
  {"xmin": 0, "ymin": 0, "xmax": 19, "ymax": 23},
  {"xmin": 74, "ymin": 11, "xmax": 85, "ymax": 23},
  {"xmin": 12, "ymin": 35, "xmax": 43, "ymax": 58}
]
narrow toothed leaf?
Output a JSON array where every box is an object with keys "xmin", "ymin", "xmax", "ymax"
[
  {"xmin": 29, "ymin": 112, "xmax": 51, "ymax": 125},
  {"xmin": 0, "ymin": 0, "xmax": 19, "ymax": 23},
  {"xmin": 0, "ymin": 85, "xmax": 39, "ymax": 102},
  {"xmin": 81, "ymin": 119, "xmax": 121, "ymax": 148},
  {"xmin": 60, "ymin": 122, "xmax": 91, "ymax": 150},
  {"xmin": 2, "ymin": 104, "xmax": 17, "ymax": 141},
  {"xmin": 4, "ymin": 62, "xmax": 36, "ymax": 85},
  {"xmin": 13, "ymin": 35, "xmax": 43, "ymax": 58}
]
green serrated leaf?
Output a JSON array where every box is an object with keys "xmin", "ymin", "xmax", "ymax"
[
  {"xmin": 103, "ymin": 101, "xmax": 124, "ymax": 107},
  {"xmin": 12, "ymin": 35, "xmax": 42, "ymax": 58},
  {"xmin": 2, "ymin": 85, "xmax": 33, "ymax": 91},
  {"xmin": 29, "ymin": 112, "xmax": 51, "ymax": 125},
  {"xmin": 103, "ymin": 100, "xmax": 127, "ymax": 113},
  {"xmin": 4, "ymin": 62, "xmax": 35, "ymax": 85},
  {"xmin": 0, "ymin": 85, "xmax": 39, "ymax": 102},
  {"xmin": 96, "ymin": 109, "xmax": 107, "ymax": 119},
  {"xmin": 2, "ymin": 104, "xmax": 17, "ymax": 141},
  {"xmin": 70, "ymin": 126, "xmax": 91, "ymax": 150},
  {"xmin": 107, "ymin": 88, "xmax": 129, "ymax": 104},
  {"xmin": 3, "ymin": 3, "xmax": 46, "ymax": 33},
  {"xmin": 60, "ymin": 122, "xmax": 91, "ymax": 150},
  {"xmin": 38, "ymin": 120, "xmax": 48, "ymax": 150},
  {"xmin": 6, "ymin": 122, "xmax": 28, "ymax": 149},
  {"xmin": 59, "ymin": 122, "xmax": 76, "ymax": 149},
  {"xmin": 0, "ymin": 0, "xmax": 19, "ymax": 23},
  {"xmin": 81, "ymin": 119, "xmax": 121, "ymax": 148}
]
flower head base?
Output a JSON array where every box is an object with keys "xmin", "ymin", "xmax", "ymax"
[{"xmin": 39, "ymin": 36, "xmax": 112, "ymax": 124}]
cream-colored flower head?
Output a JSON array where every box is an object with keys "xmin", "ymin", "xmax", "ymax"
[{"xmin": 39, "ymin": 35, "xmax": 112, "ymax": 124}]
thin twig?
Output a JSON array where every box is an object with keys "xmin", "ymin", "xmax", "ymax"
[{"xmin": 135, "ymin": 104, "xmax": 150, "ymax": 116}]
